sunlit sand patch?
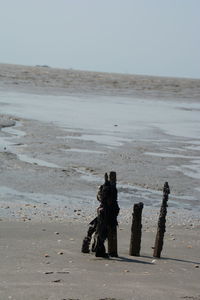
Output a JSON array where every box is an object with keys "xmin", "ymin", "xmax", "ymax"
[
  {"xmin": 67, "ymin": 134, "xmax": 132, "ymax": 147},
  {"xmin": 145, "ymin": 152, "xmax": 198, "ymax": 159},
  {"xmin": 64, "ymin": 148, "xmax": 105, "ymax": 154},
  {"xmin": 168, "ymin": 161, "xmax": 200, "ymax": 180},
  {"xmin": 17, "ymin": 154, "xmax": 60, "ymax": 168}
]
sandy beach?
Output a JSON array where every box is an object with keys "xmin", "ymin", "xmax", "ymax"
[{"xmin": 0, "ymin": 63, "xmax": 200, "ymax": 300}]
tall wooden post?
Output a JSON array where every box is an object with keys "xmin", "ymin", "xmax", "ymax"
[
  {"xmin": 129, "ymin": 202, "xmax": 144, "ymax": 256},
  {"xmin": 153, "ymin": 182, "xmax": 170, "ymax": 258},
  {"xmin": 108, "ymin": 225, "xmax": 118, "ymax": 257},
  {"xmin": 107, "ymin": 171, "xmax": 119, "ymax": 257}
]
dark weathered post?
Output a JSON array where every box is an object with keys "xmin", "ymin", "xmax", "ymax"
[
  {"xmin": 107, "ymin": 224, "xmax": 118, "ymax": 257},
  {"xmin": 107, "ymin": 171, "xmax": 118, "ymax": 257},
  {"xmin": 129, "ymin": 202, "xmax": 144, "ymax": 256},
  {"xmin": 81, "ymin": 217, "xmax": 97, "ymax": 253},
  {"xmin": 153, "ymin": 182, "xmax": 170, "ymax": 258},
  {"xmin": 81, "ymin": 171, "xmax": 119, "ymax": 258}
]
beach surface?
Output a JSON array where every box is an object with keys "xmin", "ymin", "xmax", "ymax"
[{"xmin": 0, "ymin": 63, "xmax": 200, "ymax": 299}]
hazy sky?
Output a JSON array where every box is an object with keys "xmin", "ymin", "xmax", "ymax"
[{"xmin": 0, "ymin": 0, "xmax": 199, "ymax": 78}]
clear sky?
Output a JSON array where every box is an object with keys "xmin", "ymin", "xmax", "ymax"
[{"xmin": 0, "ymin": 0, "xmax": 199, "ymax": 78}]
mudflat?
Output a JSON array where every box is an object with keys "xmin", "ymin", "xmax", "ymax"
[{"xmin": 0, "ymin": 63, "xmax": 200, "ymax": 300}]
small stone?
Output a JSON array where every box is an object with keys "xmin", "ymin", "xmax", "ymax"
[
  {"xmin": 52, "ymin": 279, "xmax": 61, "ymax": 283},
  {"xmin": 57, "ymin": 251, "xmax": 64, "ymax": 255},
  {"xmin": 124, "ymin": 269, "xmax": 130, "ymax": 273},
  {"xmin": 194, "ymin": 265, "xmax": 199, "ymax": 268},
  {"xmin": 55, "ymin": 232, "xmax": 59, "ymax": 235},
  {"xmin": 44, "ymin": 254, "xmax": 50, "ymax": 257},
  {"xmin": 44, "ymin": 271, "xmax": 54, "ymax": 274},
  {"xmin": 151, "ymin": 259, "xmax": 156, "ymax": 264},
  {"xmin": 56, "ymin": 271, "xmax": 70, "ymax": 274}
]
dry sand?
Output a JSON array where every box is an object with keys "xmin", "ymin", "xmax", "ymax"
[
  {"xmin": 0, "ymin": 220, "xmax": 199, "ymax": 300},
  {"xmin": 0, "ymin": 63, "xmax": 200, "ymax": 300}
]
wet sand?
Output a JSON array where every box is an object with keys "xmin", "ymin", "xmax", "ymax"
[{"xmin": 0, "ymin": 63, "xmax": 200, "ymax": 299}]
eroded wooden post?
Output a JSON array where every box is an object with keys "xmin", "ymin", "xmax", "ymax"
[
  {"xmin": 108, "ymin": 225, "xmax": 118, "ymax": 257},
  {"xmin": 82, "ymin": 171, "xmax": 119, "ymax": 258},
  {"xmin": 129, "ymin": 202, "xmax": 144, "ymax": 256},
  {"xmin": 153, "ymin": 182, "xmax": 170, "ymax": 258},
  {"xmin": 107, "ymin": 171, "xmax": 119, "ymax": 257},
  {"xmin": 81, "ymin": 217, "xmax": 97, "ymax": 253}
]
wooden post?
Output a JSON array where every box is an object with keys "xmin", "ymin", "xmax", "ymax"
[
  {"xmin": 153, "ymin": 182, "xmax": 170, "ymax": 258},
  {"xmin": 129, "ymin": 202, "xmax": 144, "ymax": 256},
  {"xmin": 108, "ymin": 225, "xmax": 118, "ymax": 257},
  {"xmin": 107, "ymin": 171, "xmax": 119, "ymax": 257}
]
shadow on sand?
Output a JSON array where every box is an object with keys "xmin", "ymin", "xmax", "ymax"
[
  {"xmin": 142, "ymin": 255, "xmax": 200, "ymax": 265},
  {"xmin": 111, "ymin": 256, "xmax": 153, "ymax": 265}
]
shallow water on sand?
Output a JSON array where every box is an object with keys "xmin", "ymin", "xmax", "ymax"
[
  {"xmin": 0, "ymin": 90, "xmax": 200, "ymax": 211},
  {"xmin": 1, "ymin": 91, "xmax": 200, "ymax": 142}
]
